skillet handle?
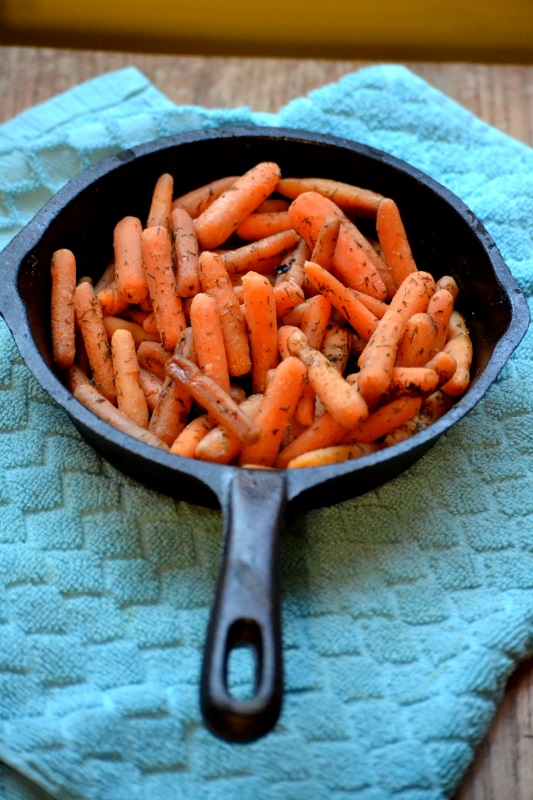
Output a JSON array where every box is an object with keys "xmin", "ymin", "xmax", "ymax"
[{"xmin": 201, "ymin": 468, "xmax": 286, "ymax": 743}]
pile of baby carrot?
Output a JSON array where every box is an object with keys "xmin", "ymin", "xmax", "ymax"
[{"xmin": 50, "ymin": 159, "xmax": 473, "ymax": 469}]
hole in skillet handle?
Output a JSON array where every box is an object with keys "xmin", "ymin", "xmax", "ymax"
[{"xmin": 201, "ymin": 468, "xmax": 286, "ymax": 743}]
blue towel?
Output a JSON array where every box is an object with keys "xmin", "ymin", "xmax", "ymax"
[{"xmin": 0, "ymin": 65, "xmax": 532, "ymax": 800}]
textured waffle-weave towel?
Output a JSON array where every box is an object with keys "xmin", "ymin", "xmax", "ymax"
[{"xmin": 0, "ymin": 65, "xmax": 532, "ymax": 800}]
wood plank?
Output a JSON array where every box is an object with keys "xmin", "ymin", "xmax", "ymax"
[{"xmin": 0, "ymin": 45, "xmax": 532, "ymax": 800}]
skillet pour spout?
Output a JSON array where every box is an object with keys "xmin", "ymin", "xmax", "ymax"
[{"xmin": 0, "ymin": 127, "xmax": 529, "ymax": 743}]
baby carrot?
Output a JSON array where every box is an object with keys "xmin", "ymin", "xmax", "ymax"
[
  {"xmin": 310, "ymin": 214, "xmax": 341, "ymax": 272},
  {"xmin": 198, "ymin": 250, "xmax": 251, "ymax": 377},
  {"xmin": 51, "ymin": 248, "xmax": 77, "ymax": 369},
  {"xmin": 171, "ymin": 206, "xmax": 200, "ymax": 298},
  {"xmin": 97, "ymin": 282, "xmax": 130, "ymax": 317},
  {"xmin": 195, "ymin": 394, "xmax": 263, "ymax": 464},
  {"xmin": 383, "ymin": 389, "xmax": 453, "ymax": 446},
  {"xmin": 189, "ymin": 292, "xmax": 231, "ymax": 394},
  {"xmin": 277, "ymin": 177, "xmax": 384, "ymax": 217},
  {"xmin": 172, "ymin": 175, "xmax": 239, "ymax": 218},
  {"xmin": 388, "ymin": 366, "xmax": 440, "ymax": 396},
  {"xmin": 344, "ymin": 395, "xmax": 423, "ymax": 444},
  {"xmin": 287, "ymin": 442, "xmax": 380, "ymax": 469},
  {"xmin": 221, "ymin": 229, "xmax": 300, "ymax": 276},
  {"xmin": 423, "ymin": 350, "xmax": 457, "ymax": 383},
  {"xmin": 146, "ymin": 172, "xmax": 173, "ymax": 230},
  {"xmin": 141, "ymin": 226, "xmax": 187, "ymax": 350},
  {"xmin": 113, "ymin": 216, "xmax": 148, "ymax": 305},
  {"xmin": 299, "ymin": 293, "xmax": 331, "ymax": 350},
  {"xmin": 376, "ymin": 197, "xmax": 418, "ymax": 289},
  {"xmin": 195, "ymin": 161, "xmax": 282, "ymax": 250},
  {"xmin": 170, "ymin": 415, "xmax": 213, "ymax": 457},
  {"xmin": 273, "ymin": 280, "xmax": 305, "ymax": 317},
  {"xmin": 304, "ymin": 260, "xmax": 379, "ymax": 341},
  {"xmin": 242, "ymin": 271, "xmax": 278, "ymax": 393},
  {"xmin": 275, "ymin": 410, "xmax": 348, "ymax": 469},
  {"xmin": 441, "ymin": 311, "xmax": 473, "ymax": 397},
  {"xmin": 287, "ymin": 328, "xmax": 368, "ymax": 429},
  {"xmin": 103, "ymin": 315, "xmax": 160, "ymax": 348},
  {"xmin": 435, "ymin": 275, "xmax": 459, "ymax": 302},
  {"xmin": 321, "ymin": 324, "xmax": 351, "ymax": 374},
  {"xmin": 138, "ymin": 368, "xmax": 164, "ymax": 411},
  {"xmin": 136, "ymin": 340, "xmax": 171, "ymax": 380},
  {"xmin": 74, "ymin": 281, "xmax": 116, "ymax": 404},
  {"xmin": 167, "ymin": 354, "xmax": 260, "ymax": 444},
  {"xmin": 74, "ymin": 383, "xmax": 168, "ymax": 450},
  {"xmin": 395, "ymin": 312, "xmax": 438, "ymax": 367},
  {"xmin": 111, "ymin": 328, "xmax": 149, "ymax": 429},
  {"xmin": 66, "ymin": 363, "xmax": 92, "ymax": 394},
  {"xmin": 288, "ymin": 192, "xmax": 387, "ymax": 298},
  {"xmin": 357, "ymin": 271, "xmax": 435, "ymax": 407},
  {"xmin": 236, "ymin": 210, "xmax": 293, "ymax": 241},
  {"xmin": 148, "ymin": 376, "xmax": 193, "ymax": 445},
  {"xmin": 239, "ymin": 356, "xmax": 307, "ymax": 467},
  {"xmin": 427, "ymin": 288, "xmax": 455, "ymax": 357},
  {"xmin": 274, "ymin": 238, "xmax": 308, "ymax": 287}
]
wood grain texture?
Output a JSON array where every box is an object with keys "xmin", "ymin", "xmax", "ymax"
[{"xmin": 0, "ymin": 45, "xmax": 532, "ymax": 800}]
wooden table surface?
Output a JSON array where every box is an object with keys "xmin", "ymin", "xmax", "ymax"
[{"xmin": 1, "ymin": 45, "xmax": 532, "ymax": 800}]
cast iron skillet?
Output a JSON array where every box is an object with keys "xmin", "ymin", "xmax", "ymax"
[{"xmin": 0, "ymin": 127, "xmax": 529, "ymax": 743}]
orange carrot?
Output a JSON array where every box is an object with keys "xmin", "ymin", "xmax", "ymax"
[
  {"xmin": 376, "ymin": 197, "xmax": 418, "ymax": 289},
  {"xmin": 51, "ymin": 248, "xmax": 77, "ymax": 369},
  {"xmin": 255, "ymin": 198, "xmax": 290, "ymax": 213},
  {"xmin": 195, "ymin": 393, "xmax": 263, "ymax": 464},
  {"xmin": 304, "ymin": 260, "xmax": 379, "ymax": 341},
  {"xmin": 113, "ymin": 216, "xmax": 148, "ymax": 305},
  {"xmin": 138, "ymin": 368, "xmax": 164, "ymax": 411},
  {"xmin": 148, "ymin": 376, "xmax": 193, "ymax": 446},
  {"xmin": 111, "ymin": 328, "xmax": 149, "ymax": 429},
  {"xmin": 136, "ymin": 340, "xmax": 170, "ymax": 381},
  {"xmin": 66, "ymin": 363, "xmax": 92, "ymax": 394},
  {"xmin": 357, "ymin": 271, "xmax": 435, "ymax": 407},
  {"xmin": 344, "ymin": 395, "xmax": 423, "ymax": 444},
  {"xmin": 287, "ymin": 328, "xmax": 368, "ymax": 429},
  {"xmin": 96, "ymin": 282, "xmax": 130, "ymax": 317},
  {"xmin": 310, "ymin": 214, "xmax": 341, "ymax": 272},
  {"xmin": 441, "ymin": 311, "xmax": 473, "ymax": 397},
  {"xmin": 189, "ymin": 292, "xmax": 231, "ymax": 394},
  {"xmin": 395, "ymin": 312, "xmax": 438, "ymax": 367},
  {"xmin": 239, "ymin": 356, "xmax": 306, "ymax": 467},
  {"xmin": 242, "ymin": 271, "xmax": 278, "ymax": 393},
  {"xmin": 299, "ymin": 293, "xmax": 331, "ymax": 350},
  {"xmin": 170, "ymin": 415, "xmax": 213, "ymax": 457},
  {"xmin": 172, "ymin": 175, "xmax": 239, "ymax": 218},
  {"xmin": 74, "ymin": 384, "xmax": 164, "ymax": 450},
  {"xmin": 277, "ymin": 176, "xmax": 384, "ymax": 217},
  {"xmin": 103, "ymin": 315, "xmax": 160, "ymax": 348},
  {"xmin": 275, "ymin": 410, "xmax": 348, "ymax": 469},
  {"xmin": 146, "ymin": 172, "xmax": 173, "ymax": 230},
  {"xmin": 321, "ymin": 324, "xmax": 351, "ymax": 374},
  {"xmin": 167, "ymin": 354, "xmax": 260, "ymax": 443},
  {"xmin": 171, "ymin": 206, "xmax": 200, "ymax": 298},
  {"xmin": 388, "ymin": 366, "xmax": 440, "ymax": 395},
  {"xmin": 74, "ymin": 281, "xmax": 116, "ymax": 404},
  {"xmin": 198, "ymin": 250, "xmax": 251, "ymax": 377},
  {"xmin": 274, "ymin": 238, "xmax": 308, "ymax": 287},
  {"xmin": 277, "ymin": 325, "xmax": 301, "ymax": 360},
  {"xmin": 142, "ymin": 312, "xmax": 159, "ymax": 335},
  {"xmin": 74, "ymin": 383, "xmax": 168, "ymax": 450},
  {"xmin": 427, "ymin": 288, "xmax": 455, "ymax": 357},
  {"xmin": 288, "ymin": 191, "xmax": 387, "ymax": 299},
  {"xmin": 287, "ymin": 442, "xmax": 380, "ymax": 468},
  {"xmin": 141, "ymin": 226, "xmax": 187, "ymax": 350},
  {"xmin": 273, "ymin": 280, "xmax": 305, "ymax": 317},
  {"xmin": 221, "ymin": 229, "xmax": 299, "ymax": 276},
  {"xmin": 435, "ymin": 275, "xmax": 459, "ymax": 302},
  {"xmin": 423, "ymin": 350, "xmax": 457, "ymax": 383},
  {"xmin": 195, "ymin": 161, "xmax": 282, "ymax": 250},
  {"xmin": 236, "ymin": 210, "xmax": 293, "ymax": 241},
  {"xmin": 383, "ymin": 389, "xmax": 453, "ymax": 446}
]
